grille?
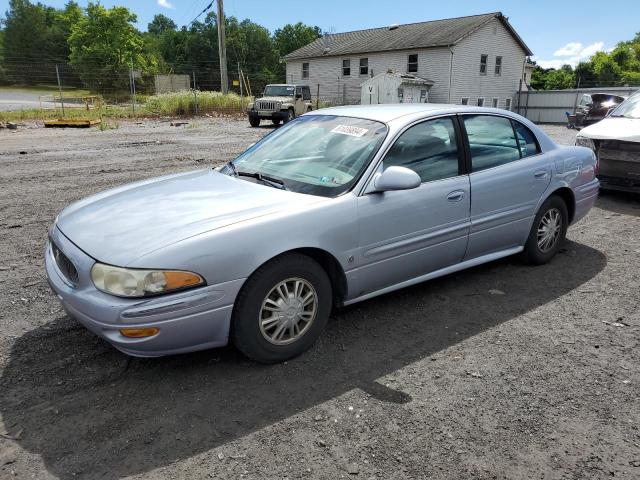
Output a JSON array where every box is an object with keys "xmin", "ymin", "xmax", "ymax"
[
  {"xmin": 256, "ymin": 101, "xmax": 279, "ymax": 111},
  {"xmin": 599, "ymin": 140, "xmax": 640, "ymax": 164},
  {"xmin": 51, "ymin": 241, "xmax": 79, "ymax": 284}
]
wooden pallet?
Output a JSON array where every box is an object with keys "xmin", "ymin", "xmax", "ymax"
[{"xmin": 44, "ymin": 118, "xmax": 102, "ymax": 128}]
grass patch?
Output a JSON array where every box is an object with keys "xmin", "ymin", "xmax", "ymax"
[
  {"xmin": 0, "ymin": 91, "xmax": 250, "ymax": 122},
  {"xmin": 144, "ymin": 90, "xmax": 251, "ymax": 116}
]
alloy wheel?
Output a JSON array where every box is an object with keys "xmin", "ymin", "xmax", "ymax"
[
  {"xmin": 537, "ymin": 207, "xmax": 562, "ymax": 253},
  {"xmin": 258, "ymin": 277, "xmax": 318, "ymax": 345}
]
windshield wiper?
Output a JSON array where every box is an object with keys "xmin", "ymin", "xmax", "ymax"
[
  {"xmin": 236, "ymin": 170, "xmax": 287, "ymax": 190},
  {"xmin": 225, "ymin": 161, "xmax": 238, "ymax": 176}
]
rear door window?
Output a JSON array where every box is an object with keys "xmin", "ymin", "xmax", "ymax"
[{"xmin": 463, "ymin": 115, "xmax": 520, "ymax": 172}]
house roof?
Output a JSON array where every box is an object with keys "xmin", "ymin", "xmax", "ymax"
[
  {"xmin": 282, "ymin": 12, "xmax": 533, "ymax": 61},
  {"xmin": 361, "ymin": 72, "xmax": 434, "ymax": 87}
]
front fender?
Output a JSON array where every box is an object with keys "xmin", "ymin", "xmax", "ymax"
[{"xmin": 127, "ymin": 194, "xmax": 359, "ymax": 289}]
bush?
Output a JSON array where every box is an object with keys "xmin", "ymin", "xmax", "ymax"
[{"xmin": 143, "ymin": 90, "xmax": 251, "ymax": 116}]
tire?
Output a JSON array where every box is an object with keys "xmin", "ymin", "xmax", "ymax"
[
  {"xmin": 272, "ymin": 119, "xmax": 281, "ymax": 126},
  {"xmin": 283, "ymin": 109, "xmax": 295, "ymax": 124},
  {"xmin": 522, "ymin": 195, "xmax": 569, "ymax": 265},
  {"xmin": 249, "ymin": 116, "xmax": 260, "ymax": 127},
  {"xmin": 232, "ymin": 254, "xmax": 332, "ymax": 363}
]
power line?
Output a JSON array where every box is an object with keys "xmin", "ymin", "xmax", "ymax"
[{"xmin": 188, "ymin": 1, "xmax": 214, "ymax": 26}]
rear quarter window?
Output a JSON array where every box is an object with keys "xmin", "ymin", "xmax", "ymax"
[{"xmin": 512, "ymin": 121, "xmax": 540, "ymax": 158}]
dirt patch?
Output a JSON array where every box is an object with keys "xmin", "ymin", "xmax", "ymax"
[{"xmin": 0, "ymin": 121, "xmax": 638, "ymax": 479}]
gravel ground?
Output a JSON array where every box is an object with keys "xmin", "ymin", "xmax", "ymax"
[{"xmin": 0, "ymin": 120, "xmax": 639, "ymax": 480}]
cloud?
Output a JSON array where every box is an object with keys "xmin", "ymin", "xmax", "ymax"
[
  {"xmin": 536, "ymin": 41, "xmax": 606, "ymax": 69},
  {"xmin": 157, "ymin": 0, "xmax": 174, "ymax": 8},
  {"xmin": 554, "ymin": 42, "xmax": 583, "ymax": 57}
]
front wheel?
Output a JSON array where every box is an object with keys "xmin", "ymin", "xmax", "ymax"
[
  {"xmin": 232, "ymin": 254, "xmax": 332, "ymax": 363},
  {"xmin": 283, "ymin": 109, "xmax": 295, "ymax": 124},
  {"xmin": 248, "ymin": 116, "xmax": 260, "ymax": 127},
  {"xmin": 522, "ymin": 195, "xmax": 568, "ymax": 265}
]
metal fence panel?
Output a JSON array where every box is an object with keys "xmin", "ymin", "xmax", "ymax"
[{"xmin": 516, "ymin": 86, "xmax": 639, "ymax": 124}]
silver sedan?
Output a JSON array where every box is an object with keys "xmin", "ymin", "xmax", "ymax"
[{"xmin": 46, "ymin": 104, "xmax": 599, "ymax": 363}]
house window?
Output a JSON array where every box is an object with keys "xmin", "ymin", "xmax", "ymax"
[
  {"xmin": 495, "ymin": 56, "xmax": 502, "ymax": 76},
  {"xmin": 342, "ymin": 59, "xmax": 351, "ymax": 77},
  {"xmin": 302, "ymin": 62, "xmax": 309, "ymax": 79},
  {"xmin": 359, "ymin": 58, "xmax": 368, "ymax": 76},
  {"xmin": 398, "ymin": 87, "xmax": 404, "ymax": 103},
  {"xmin": 480, "ymin": 54, "xmax": 488, "ymax": 75},
  {"xmin": 505, "ymin": 98, "xmax": 512, "ymax": 111},
  {"xmin": 420, "ymin": 89, "xmax": 427, "ymax": 102},
  {"xmin": 461, "ymin": 97, "xmax": 469, "ymax": 105},
  {"xmin": 407, "ymin": 54, "xmax": 418, "ymax": 73},
  {"xmin": 492, "ymin": 98, "xmax": 499, "ymax": 108},
  {"xmin": 477, "ymin": 98, "xmax": 485, "ymax": 107}
]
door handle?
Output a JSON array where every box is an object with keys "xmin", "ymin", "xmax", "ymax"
[
  {"xmin": 534, "ymin": 170, "xmax": 548, "ymax": 178},
  {"xmin": 447, "ymin": 190, "xmax": 465, "ymax": 202}
]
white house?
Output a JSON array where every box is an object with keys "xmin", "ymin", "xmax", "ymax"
[
  {"xmin": 360, "ymin": 72, "xmax": 434, "ymax": 105},
  {"xmin": 282, "ymin": 12, "xmax": 532, "ymax": 110}
]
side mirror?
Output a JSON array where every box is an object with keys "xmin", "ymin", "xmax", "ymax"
[
  {"xmin": 369, "ymin": 166, "xmax": 421, "ymax": 193},
  {"xmin": 295, "ymin": 93, "xmax": 302, "ymax": 99}
]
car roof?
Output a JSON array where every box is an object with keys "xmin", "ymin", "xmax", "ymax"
[{"xmin": 309, "ymin": 103, "xmax": 509, "ymax": 123}]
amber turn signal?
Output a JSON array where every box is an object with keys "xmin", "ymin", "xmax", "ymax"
[
  {"xmin": 119, "ymin": 327, "xmax": 160, "ymax": 338},
  {"xmin": 163, "ymin": 271, "xmax": 203, "ymax": 290}
]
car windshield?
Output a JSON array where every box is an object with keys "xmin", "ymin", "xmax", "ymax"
[
  {"xmin": 229, "ymin": 115, "xmax": 388, "ymax": 197},
  {"xmin": 610, "ymin": 92, "xmax": 640, "ymax": 119},
  {"xmin": 263, "ymin": 85, "xmax": 295, "ymax": 97}
]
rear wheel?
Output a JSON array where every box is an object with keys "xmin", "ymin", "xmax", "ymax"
[
  {"xmin": 522, "ymin": 195, "xmax": 568, "ymax": 265},
  {"xmin": 249, "ymin": 116, "xmax": 260, "ymax": 127},
  {"xmin": 232, "ymin": 254, "xmax": 332, "ymax": 363}
]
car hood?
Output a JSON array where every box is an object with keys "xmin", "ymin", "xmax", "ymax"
[
  {"xmin": 578, "ymin": 117, "xmax": 640, "ymax": 143},
  {"xmin": 256, "ymin": 96, "xmax": 294, "ymax": 103},
  {"xmin": 56, "ymin": 169, "xmax": 323, "ymax": 266}
]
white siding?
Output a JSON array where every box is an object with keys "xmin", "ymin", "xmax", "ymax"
[
  {"xmin": 449, "ymin": 18, "xmax": 527, "ymax": 109},
  {"xmin": 286, "ymin": 47, "xmax": 451, "ymax": 104},
  {"xmin": 285, "ymin": 18, "xmax": 528, "ymax": 107}
]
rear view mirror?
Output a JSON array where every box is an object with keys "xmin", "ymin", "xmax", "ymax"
[
  {"xmin": 295, "ymin": 93, "xmax": 302, "ymax": 99},
  {"xmin": 369, "ymin": 166, "xmax": 421, "ymax": 193}
]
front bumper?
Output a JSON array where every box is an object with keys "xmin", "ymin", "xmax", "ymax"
[
  {"xmin": 247, "ymin": 110, "xmax": 289, "ymax": 120},
  {"xmin": 45, "ymin": 226, "xmax": 245, "ymax": 357},
  {"xmin": 598, "ymin": 175, "xmax": 640, "ymax": 193}
]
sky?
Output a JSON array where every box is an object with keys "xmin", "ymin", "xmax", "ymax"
[{"xmin": 1, "ymin": 0, "xmax": 639, "ymax": 68}]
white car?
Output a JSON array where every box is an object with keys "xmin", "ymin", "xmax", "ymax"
[{"xmin": 576, "ymin": 90, "xmax": 640, "ymax": 193}]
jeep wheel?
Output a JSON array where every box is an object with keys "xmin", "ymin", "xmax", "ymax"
[
  {"xmin": 272, "ymin": 119, "xmax": 281, "ymax": 126},
  {"xmin": 283, "ymin": 109, "xmax": 294, "ymax": 124},
  {"xmin": 249, "ymin": 116, "xmax": 260, "ymax": 128}
]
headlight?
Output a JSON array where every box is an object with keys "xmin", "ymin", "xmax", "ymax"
[
  {"xmin": 576, "ymin": 136, "xmax": 596, "ymax": 152},
  {"xmin": 91, "ymin": 263, "xmax": 204, "ymax": 298}
]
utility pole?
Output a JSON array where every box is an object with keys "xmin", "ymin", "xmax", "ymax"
[{"xmin": 216, "ymin": 0, "xmax": 228, "ymax": 94}]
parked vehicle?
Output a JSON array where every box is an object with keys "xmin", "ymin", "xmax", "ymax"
[
  {"xmin": 567, "ymin": 93, "xmax": 626, "ymax": 129},
  {"xmin": 576, "ymin": 90, "xmax": 640, "ymax": 193},
  {"xmin": 247, "ymin": 84, "xmax": 313, "ymax": 127},
  {"xmin": 46, "ymin": 104, "xmax": 599, "ymax": 363}
]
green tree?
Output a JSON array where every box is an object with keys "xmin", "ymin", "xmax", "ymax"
[
  {"xmin": 148, "ymin": 13, "xmax": 176, "ymax": 36},
  {"xmin": 0, "ymin": 28, "xmax": 6, "ymax": 84},
  {"xmin": 3, "ymin": 0, "xmax": 50, "ymax": 83},
  {"xmin": 273, "ymin": 22, "xmax": 321, "ymax": 58},
  {"xmin": 590, "ymin": 51, "xmax": 622, "ymax": 86},
  {"xmin": 68, "ymin": 3, "xmax": 157, "ymax": 93},
  {"xmin": 227, "ymin": 16, "xmax": 279, "ymax": 92}
]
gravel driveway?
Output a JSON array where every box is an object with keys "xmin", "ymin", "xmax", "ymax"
[{"xmin": 0, "ymin": 120, "xmax": 638, "ymax": 479}]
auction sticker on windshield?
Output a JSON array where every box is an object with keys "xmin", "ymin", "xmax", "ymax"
[{"xmin": 331, "ymin": 125, "xmax": 368, "ymax": 137}]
